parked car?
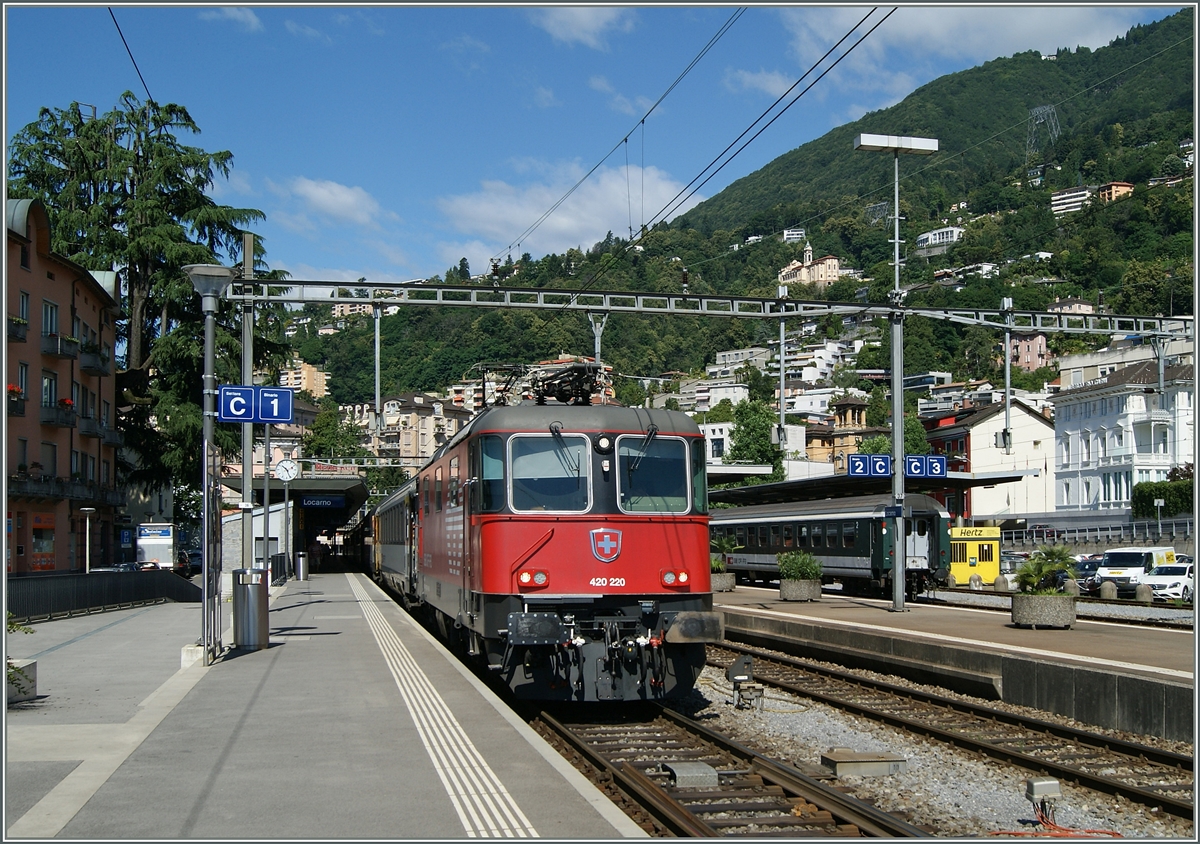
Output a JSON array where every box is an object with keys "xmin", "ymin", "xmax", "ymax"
[
  {"xmin": 1028, "ymin": 523, "xmax": 1061, "ymax": 540},
  {"xmin": 187, "ymin": 550, "xmax": 203, "ymax": 577},
  {"xmin": 1141, "ymin": 563, "xmax": 1194, "ymax": 603},
  {"xmin": 1073, "ymin": 557, "xmax": 1102, "ymax": 594},
  {"xmin": 90, "ymin": 563, "xmax": 139, "ymax": 573}
]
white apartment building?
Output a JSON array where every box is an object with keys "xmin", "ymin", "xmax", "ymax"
[
  {"xmin": 707, "ymin": 346, "xmax": 770, "ymax": 378},
  {"xmin": 913, "ymin": 226, "xmax": 965, "ymax": 256},
  {"xmin": 782, "ymin": 228, "xmax": 806, "ymax": 243},
  {"xmin": 1050, "ymin": 185, "xmax": 1095, "ymax": 217},
  {"xmin": 1047, "ymin": 361, "xmax": 1194, "ymax": 511}
]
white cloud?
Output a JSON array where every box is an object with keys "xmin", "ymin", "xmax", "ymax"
[
  {"xmin": 208, "ymin": 170, "xmax": 254, "ymax": 200},
  {"xmin": 775, "ymin": 6, "xmax": 1165, "ymax": 116},
  {"xmin": 442, "ymin": 34, "xmax": 490, "ymax": 54},
  {"xmin": 588, "ymin": 75, "xmax": 649, "ymax": 115},
  {"xmin": 528, "ymin": 8, "xmax": 636, "ymax": 50},
  {"xmin": 436, "ymin": 162, "xmax": 702, "ymax": 268},
  {"xmin": 289, "ymin": 177, "xmax": 387, "ymax": 228},
  {"xmin": 533, "ymin": 86, "xmax": 560, "ymax": 108},
  {"xmin": 198, "ymin": 7, "xmax": 262, "ymax": 33},
  {"xmin": 725, "ymin": 68, "xmax": 795, "ymax": 99},
  {"xmin": 285, "ymin": 20, "xmax": 328, "ymax": 41}
]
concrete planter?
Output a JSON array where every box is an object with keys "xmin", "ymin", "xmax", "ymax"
[
  {"xmin": 1011, "ymin": 593, "xmax": 1076, "ymax": 629},
  {"xmin": 779, "ymin": 579, "xmax": 821, "ymax": 602},
  {"xmin": 710, "ymin": 572, "xmax": 736, "ymax": 592},
  {"xmin": 7, "ymin": 658, "xmax": 37, "ymax": 705}
]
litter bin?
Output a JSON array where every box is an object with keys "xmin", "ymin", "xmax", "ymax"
[
  {"xmin": 294, "ymin": 552, "xmax": 309, "ymax": 581},
  {"xmin": 232, "ymin": 569, "xmax": 269, "ymax": 650}
]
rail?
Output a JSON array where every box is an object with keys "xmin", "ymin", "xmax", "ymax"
[{"xmin": 5, "ymin": 571, "xmax": 201, "ymax": 623}]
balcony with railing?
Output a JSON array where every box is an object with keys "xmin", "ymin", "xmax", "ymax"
[
  {"xmin": 102, "ymin": 426, "xmax": 124, "ymax": 447},
  {"xmin": 78, "ymin": 348, "xmax": 111, "ymax": 376},
  {"xmin": 78, "ymin": 414, "xmax": 103, "ymax": 438},
  {"xmin": 8, "ymin": 316, "xmax": 28, "ymax": 342},
  {"xmin": 41, "ymin": 334, "xmax": 79, "ymax": 358},
  {"xmin": 6, "ymin": 473, "xmax": 124, "ymax": 506},
  {"xmin": 40, "ymin": 402, "xmax": 77, "ymax": 427},
  {"xmin": 8, "ymin": 395, "xmax": 26, "ymax": 417}
]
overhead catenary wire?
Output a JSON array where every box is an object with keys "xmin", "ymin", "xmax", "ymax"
[
  {"xmin": 108, "ymin": 7, "xmax": 154, "ymax": 103},
  {"xmin": 549, "ymin": 7, "xmax": 894, "ymax": 312},
  {"xmin": 492, "ymin": 7, "xmax": 747, "ymax": 266}
]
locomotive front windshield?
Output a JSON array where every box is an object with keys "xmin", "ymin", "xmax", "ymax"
[
  {"xmin": 510, "ymin": 434, "xmax": 590, "ymax": 512},
  {"xmin": 617, "ymin": 436, "xmax": 689, "ymax": 513}
]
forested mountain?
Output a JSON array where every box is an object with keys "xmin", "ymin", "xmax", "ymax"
[{"xmin": 297, "ymin": 9, "xmax": 1193, "ymax": 406}]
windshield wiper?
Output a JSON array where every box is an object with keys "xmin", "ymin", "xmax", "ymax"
[
  {"xmin": 628, "ymin": 424, "xmax": 658, "ymax": 474},
  {"xmin": 549, "ymin": 421, "xmax": 580, "ymax": 475}
]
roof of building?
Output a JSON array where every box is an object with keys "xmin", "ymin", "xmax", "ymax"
[
  {"xmin": 923, "ymin": 399, "xmax": 1053, "ymax": 437},
  {"xmin": 1049, "ymin": 361, "xmax": 1194, "ymax": 401}
]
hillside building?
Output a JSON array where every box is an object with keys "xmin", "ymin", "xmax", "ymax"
[
  {"xmin": 777, "ymin": 241, "xmax": 841, "ymax": 290},
  {"xmin": 913, "ymin": 226, "xmax": 965, "ymax": 257},
  {"xmin": 1050, "ymin": 185, "xmax": 1096, "ymax": 217},
  {"xmin": 279, "ymin": 357, "xmax": 331, "ymax": 398}
]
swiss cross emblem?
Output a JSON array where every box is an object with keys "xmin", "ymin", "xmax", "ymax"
[{"xmin": 590, "ymin": 528, "xmax": 622, "ymax": 563}]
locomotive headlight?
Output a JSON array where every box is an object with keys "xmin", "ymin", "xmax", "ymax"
[
  {"xmin": 533, "ymin": 570, "xmax": 548, "ymax": 586},
  {"xmin": 662, "ymin": 571, "xmax": 677, "ymax": 585},
  {"xmin": 519, "ymin": 570, "xmax": 532, "ymax": 585},
  {"xmin": 677, "ymin": 571, "xmax": 689, "ymax": 584},
  {"xmin": 518, "ymin": 569, "xmax": 549, "ymax": 588},
  {"xmin": 594, "ymin": 433, "xmax": 614, "ymax": 453},
  {"xmin": 601, "ymin": 459, "xmax": 611, "ymax": 472}
]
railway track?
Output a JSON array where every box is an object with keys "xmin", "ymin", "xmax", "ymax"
[
  {"xmin": 708, "ymin": 642, "xmax": 1194, "ymax": 821},
  {"xmin": 530, "ymin": 705, "xmax": 930, "ymax": 837}
]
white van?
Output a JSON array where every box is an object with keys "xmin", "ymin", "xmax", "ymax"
[{"xmin": 1096, "ymin": 546, "xmax": 1176, "ymax": 595}]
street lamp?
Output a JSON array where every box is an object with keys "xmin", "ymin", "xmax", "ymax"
[
  {"xmin": 853, "ymin": 133, "xmax": 938, "ymax": 613},
  {"xmin": 79, "ymin": 507, "xmax": 96, "ymax": 573},
  {"xmin": 185, "ymin": 264, "xmax": 235, "ymax": 661}
]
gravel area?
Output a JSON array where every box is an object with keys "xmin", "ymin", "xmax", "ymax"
[{"xmin": 669, "ymin": 661, "xmax": 1195, "ymax": 839}]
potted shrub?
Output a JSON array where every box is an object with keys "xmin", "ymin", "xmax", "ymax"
[
  {"xmin": 709, "ymin": 535, "xmax": 740, "ymax": 592},
  {"xmin": 1011, "ymin": 545, "xmax": 1078, "ymax": 629},
  {"xmin": 777, "ymin": 549, "xmax": 823, "ymax": 601}
]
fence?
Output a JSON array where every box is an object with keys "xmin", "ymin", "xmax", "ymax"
[
  {"xmin": 1002, "ymin": 518, "xmax": 1194, "ymax": 550},
  {"xmin": 6, "ymin": 571, "xmax": 201, "ymax": 624}
]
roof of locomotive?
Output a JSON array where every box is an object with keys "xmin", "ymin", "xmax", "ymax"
[{"xmin": 463, "ymin": 403, "xmax": 702, "ymax": 437}]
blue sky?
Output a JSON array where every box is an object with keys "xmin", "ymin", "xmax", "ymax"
[{"xmin": 4, "ymin": 5, "xmax": 1183, "ymax": 286}]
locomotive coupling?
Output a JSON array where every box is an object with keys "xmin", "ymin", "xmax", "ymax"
[{"xmin": 662, "ymin": 611, "xmax": 724, "ymax": 643}]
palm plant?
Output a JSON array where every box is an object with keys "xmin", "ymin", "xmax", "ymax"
[
  {"xmin": 710, "ymin": 534, "xmax": 742, "ymax": 574},
  {"xmin": 1015, "ymin": 544, "xmax": 1076, "ymax": 594}
]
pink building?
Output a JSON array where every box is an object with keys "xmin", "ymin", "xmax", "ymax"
[{"xmin": 7, "ymin": 199, "xmax": 123, "ymax": 573}]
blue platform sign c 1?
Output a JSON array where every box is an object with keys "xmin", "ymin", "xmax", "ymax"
[{"xmin": 218, "ymin": 385, "xmax": 294, "ymax": 424}]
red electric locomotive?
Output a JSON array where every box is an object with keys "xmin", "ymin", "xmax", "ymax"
[{"xmin": 371, "ymin": 371, "xmax": 722, "ymax": 702}]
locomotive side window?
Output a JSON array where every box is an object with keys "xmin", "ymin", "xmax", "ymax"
[
  {"xmin": 510, "ymin": 434, "xmax": 590, "ymax": 512},
  {"xmin": 449, "ymin": 457, "xmax": 460, "ymax": 506},
  {"xmin": 691, "ymin": 439, "xmax": 708, "ymax": 514},
  {"xmin": 770, "ymin": 525, "xmax": 780, "ymax": 550},
  {"xmin": 435, "ymin": 467, "xmax": 443, "ymax": 512},
  {"xmin": 797, "ymin": 524, "xmax": 808, "ymax": 547},
  {"xmin": 811, "ymin": 524, "xmax": 823, "ymax": 548},
  {"xmin": 616, "ymin": 436, "xmax": 689, "ymax": 513},
  {"xmin": 735, "ymin": 526, "xmax": 746, "ymax": 547},
  {"xmin": 842, "ymin": 521, "xmax": 857, "ymax": 548},
  {"xmin": 783, "ymin": 525, "xmax": 793, "ymax": 548},
  {"xmin": 422, "ymin": 476, "xmax": 430, "ymax": 516},
  {"xmin": 477, "ymin": 435, "xmax": 506, "ymax": 512}
]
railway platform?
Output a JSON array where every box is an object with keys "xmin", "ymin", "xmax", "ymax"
[
  {"xmin": 714, "ymin": 585, "xmax": 1195, "ymax": 743},
  {"xmin": 5, "ymin": 571, "xmax": 645, "ymax": 839}
]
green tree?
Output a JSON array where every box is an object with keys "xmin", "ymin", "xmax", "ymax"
[
  {"xmin": 302, "ymin": 400, "xmax": 369, "ymax": 459},
  {"xmin": 726, "ymin": 399, "xmax": 783, "ymax": 480},
  {"xmin": 704, "ymin": 398, "xmax": 736, "ymax": 424},
  {"xmin": 865, "ymin": 386, "xmax": 889, "ymax": 427},
  {"xmin": 458, "ymin": 257, "xmax": 471, "ymax": 280},
  {"xmin": 7, "ymin": 94, "xmax": 272, "ymax": 493},
  {"xmin": 736, "ymin": 363, "xmax": 775, "ymax": 403},
  {"xmin": 856, "ymin": 416, "xmax": 929, "ymax": 455}
]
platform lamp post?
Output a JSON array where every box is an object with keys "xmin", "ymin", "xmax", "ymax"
[
  {"xmin": 79, "ymin": 507, "xmax": 96, "ymax": 573},
  {"xmin": 853, "ymin": 134, "xmax": 938, "ymax": 613},
  {"xmin": 185, "ymin": 264, "xmax": 235, "ymax": 658}
]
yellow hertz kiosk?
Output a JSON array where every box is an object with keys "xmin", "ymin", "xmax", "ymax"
[{"xmin": 949, "ymin": 526, "xmax": 1001, "ymax": 585}]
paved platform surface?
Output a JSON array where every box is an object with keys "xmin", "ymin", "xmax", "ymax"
[
  {"xmin": 6, "ymin": 572, "xmax": 645, "ymax": 839},
  {"xmin": 714, "ymin": 585, "xmax": 1196, "ymax": 679}
]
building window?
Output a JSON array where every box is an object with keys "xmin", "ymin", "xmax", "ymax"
[
  {"xmin": 1063, "ymin": 481, "xmax": 1071, "ymax": 505},
  {"xmin": 711, "ymin": 437, "xmax": 724, "ymax": 458},
  {"xmin": 20, "ymin": 244, "xmax": 30, "ymax": 269},
  {"xmin": 20, "ymin": 291, "xmax": 30, "ymax": 320},
  {"xmin": 42, "ymin": 301, "xmax": 58, "ymax": 335}
]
